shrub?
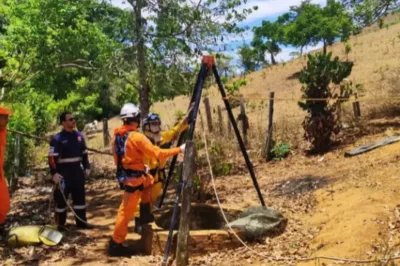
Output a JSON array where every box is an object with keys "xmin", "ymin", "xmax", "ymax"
[{"xmin": 298, "ymin": 52, "xmax": 354, "ymax": 152}]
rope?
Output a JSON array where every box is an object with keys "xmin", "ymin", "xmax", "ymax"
[
  {"xmin": 8, "ymin": 129, "xmax": 112, "ymax": 156},
  {"xmin": 57, "ymin": 183, "xmax": 91, "ymax": 226},
  {"xmin": 200, "ymin": 131, "xmax": 399, "ymax": 264}
]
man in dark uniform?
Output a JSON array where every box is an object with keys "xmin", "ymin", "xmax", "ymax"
[{"xmin": 48, "ymin": 112, "xmax": 91, "ymax": 230}]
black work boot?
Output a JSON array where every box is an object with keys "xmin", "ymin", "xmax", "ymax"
[
  {"xmin": 139, "ymin": 203, "xmax": 155, "ymax": 224},
  {"xmin": 134, "ymin": 217, "xmax": 142, "ymax": 234},
  {"xmin": 107, "ymin": 238, "xmax": 135, "ymax": 257},
  {"xmin": 74, "ymin": 210, "xmax": 93, "ymax": 230},
  {"xmin": 55, "ymin": 212, "xmax": 67, "ymax": 231}
]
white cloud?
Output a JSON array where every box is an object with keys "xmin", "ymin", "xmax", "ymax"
[{"xmin": 238, "ymin": 0, "xmax": 326, "ymax": 25}]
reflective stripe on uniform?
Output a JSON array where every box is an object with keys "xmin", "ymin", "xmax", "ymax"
[
  {"xmin": 73, "ymin": 205, "xmax": 86, "ymax": 210},
  {"xmin": 55, "ymin": 207, "xmax": 66, "ymax": 213},
  {"xmin": 58, "ymin": 157, "xmax": 82, "ymax": 163},
  {"xmin": 49, "ymin": 153, "xmax": 59, "ymax": 156},
  {"xmin": 82, "ymin": 150, "xmax": 88, "ymax": 154}
]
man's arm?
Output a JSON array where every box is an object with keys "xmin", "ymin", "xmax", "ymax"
[
  {"xmin": 81, "ymin": 134, "xmax": 90, "ymax": 170},
  {"xmin": 135, "ymin": 133, "xmax": 181, "ymax": 160},
  {"xmin": 48, "ymin": 136, "xmax": 60, "ymax": 176}
]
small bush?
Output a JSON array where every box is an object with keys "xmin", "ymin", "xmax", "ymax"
[{"xmin": 270, "ymin": 141, "xmax": 291, "ymax": 161}]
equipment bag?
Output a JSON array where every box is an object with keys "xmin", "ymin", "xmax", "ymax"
[{"xmin": 7, "ymin": 225, "xmax": 63, "ymax": 247}]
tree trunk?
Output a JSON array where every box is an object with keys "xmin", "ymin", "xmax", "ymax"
[
  {"xmin": 131, "ymin": 0, "xmax": 150, "ymax": 117},
  {"xmin": 323, "ymin": 40, "xmax": 327, "ymax": 54},
  {"xmin": 270, "ymin": 52, "xmax": 276, "ymax": 65}
]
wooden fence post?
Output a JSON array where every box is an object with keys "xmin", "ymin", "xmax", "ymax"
[
  {"xmin": 10, "ymin": 134, "xmax": 21, "ymax": 193},
  {"xmin": 203, "ymin": 97, "xmax": 213, "ymax": 133},
  {"xmin": 217, "ymin": 105, "xmax": 224, "ymax": 135},
  {"xmin": 265, "ymin": 92, "xmax": 275, "ymax": 161},
  {"xmin": 239, "ymin": 95, "xmax": 248, "ymax": 146},
  {"xmin": 103, "ymin": 118, "xmax": 110, "ymax": 147},
  {"xmin": 352, "ymin": 93, "xmax": 361, "ymax": 119},
  {"xmin": 176, "ymin": 140, "xmax": 196, "ymax": 266}
]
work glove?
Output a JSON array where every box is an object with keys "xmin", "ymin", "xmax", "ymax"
[
  {"xmin": 144, "ymin": 165, "xmax": 150, "ymax": 174},
  {"xmin": 179, "ymin": 143, "xmax": 186, "ymax": 153},
  {"xmin": 85, "ymin": 168, "xmax": 90, "ymax": 178},
  {"xmin": 52, "ymin": 173, "xmax": 63, "ymax": 184}
]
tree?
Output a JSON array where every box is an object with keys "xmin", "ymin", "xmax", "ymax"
[
  {"xmin": 118, "ymin": 0, "xmax": 257, "ymax": 117},
  {"xmin": 252, "ymin": 20, "xmax": 285, "ymax": 65},
  {"xmin": 280, "ymin": 0, "xmax": 353, "ymax": 54},
  {"xmin": 298, "ymin": 52, "xmax": 354, "ymax": 152},
  {"xmin": 238, "ymin": 45, "xmax": 262, "ymax": 72},
  {"xmin": 342, "ymin": 0, "xmax": 400, "ymax": 26}
]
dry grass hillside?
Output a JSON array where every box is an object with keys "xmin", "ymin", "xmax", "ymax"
[{"xmin": 88, "ymin": 13, "xmax": 400, "ymax": 152}]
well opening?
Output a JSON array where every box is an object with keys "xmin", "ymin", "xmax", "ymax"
[
  {"xmin": 142, "ymin": 204, "xmax": 245, "ymax": 256},
  {"xmin": 155, "ymin": 204, "xmax": 241, "ymax": 230}
]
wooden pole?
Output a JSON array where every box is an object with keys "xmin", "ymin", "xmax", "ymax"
[
  {"xmin": 176, "ymin": 140, "xmax": 196, "ymax": 266},
  {"xmin": 265, "ymin": 92, "xmax": 275, "ymax": 161},
  {"xmin": 203, "ymin": 97, "xmax": 213, "ymax": 133},
  {"xmin": 103, "ymin": 118, "xmax": 110, "ymax": 147},
  {"xmin": 239, "ymin": 95, "xmax": 248, "ymax": 146},
  {"xmin": 353, "ymin": 93, "xmax": 361, "ymax": 118},
  {"xmin": 10, "ymin": 134, "xmax": 21, "ymax": 193},
  {"xmin": 217, "ymin": 105, "xmax": 224, "ymax": 135}
]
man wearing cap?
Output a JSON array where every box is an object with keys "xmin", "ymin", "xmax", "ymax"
[{"xmin": 0, "ymin": 106, "xmax": 12, "ymax": 229}]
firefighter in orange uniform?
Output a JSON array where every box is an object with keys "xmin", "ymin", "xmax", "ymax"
[
  {"xmin": 0, "ymin": 106, "xmax": 12, "ymax": 230},
  {"xmin": 134, "ymin": 112, "xmax": 189, "ymax": 233},
  {"xmin": 108, "ymin": 103, "xmax": 185, "ymax": 257}
]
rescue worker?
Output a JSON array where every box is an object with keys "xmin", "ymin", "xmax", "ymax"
[
  {"xmin": 134, "ymin": 111, "xmax": 190, "ymax": 233},
  {"xmin": 0, "ymin": 106, "xmax": 12, "ymax": 232},
  {"xmin": 48, "ymin": 112, "xmax": 91, "ymax": 230},
  {"xmin": 108, "ymin": 103, "xmax": 185, "ymax": 257}
]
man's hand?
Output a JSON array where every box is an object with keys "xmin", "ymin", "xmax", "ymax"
[
  {"xmin": 144, "ymin": 165, "xmax": 150, "ymax": 174},
  {"xmin": 85, "ymin": 169, "xmax": 90, "ymax": 178},
  {"xmin": 52, "ymin": 173, "xmax": 63, "ymax": 184}
]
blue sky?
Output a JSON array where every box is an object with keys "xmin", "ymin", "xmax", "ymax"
[{"xmin": 110, "ymin": 0, "xmax": 326, "ymax": 66}]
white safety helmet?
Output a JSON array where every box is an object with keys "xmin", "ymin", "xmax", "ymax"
[{"xmin": 120, "ymin": 103, "xmax": 140, "ymax": 119}]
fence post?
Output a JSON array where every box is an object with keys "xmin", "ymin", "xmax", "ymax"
[
  {"xmin": 176, "ymin": 140, "xmax": 196, "ymax": 266},
  {"xmin": 10, "ymin": 134, "xmax": 21, "ymax": 193},
  {"xmin": 239, "ymin": 95, "xmax": 248, "ymax": 146},
  {"xmin": 265, "ymin": 92, "xmax": 275, "ymax": 161},
  {"xmin": 203, "ymin": 97, "xmax": 213, "ymax": 133},
  {"xmin": 217, "ymin": 105, "xmax": 224, "ymax": 135},
  {"xmin": 352, "ymin": 93, "xmax": 361, "ymax": 119},
  {"xmin": 103, "ymin": 118, "xmax": 110, "ymax": 148}
]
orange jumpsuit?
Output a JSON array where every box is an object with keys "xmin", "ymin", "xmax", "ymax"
[
  {"xmin": 112, "ymin": 124, "xmax": 181, "ymax": 244},
  {"xmin": 134, "ymin": 120, "xmax": 188, "ymax": 218},
  {"xmin": 0, "ymin": 106, "xmax": 12, "ymax": 225}
]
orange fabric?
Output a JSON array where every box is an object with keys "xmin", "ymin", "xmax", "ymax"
[
  {"xmin": 112, "ymin": 124, "xmax": 182, "ymax": 243},
  {"xmin": 0, "ymin": 129, "xmax": 10, "ymax": 224},
  {"xmin": 0, "ymin": 107, "xmax": 12, "ymax": 115}
]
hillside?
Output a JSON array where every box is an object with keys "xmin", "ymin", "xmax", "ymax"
[{"xmin": 87, "ymin": 14, "xmax": 400, "ymax": 151}]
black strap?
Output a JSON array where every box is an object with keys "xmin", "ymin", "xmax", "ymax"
[{"xmin": 124, "ymin": 184, "xmax": 144, "ymax": 193}]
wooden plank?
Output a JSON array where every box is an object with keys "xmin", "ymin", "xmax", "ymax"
[
  {"xmin": 176, "ymin": 140, "xmax": 196, "ymax": 266},
  {"xmin": 345, "ymin": 135, "xmax": 400, "ymax": 157}
]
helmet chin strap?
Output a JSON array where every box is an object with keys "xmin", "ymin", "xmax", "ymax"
[{"xmin": 147, "ymin": 132, "xmax": 162, "ymax": 143}]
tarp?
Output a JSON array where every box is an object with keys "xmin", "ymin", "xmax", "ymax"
[{"xmin": 226, "ymin": 206, "xmax": 287, "ymax": 241}]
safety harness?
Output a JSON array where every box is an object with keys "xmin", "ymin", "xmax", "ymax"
[{"xmin": 114, "ymin": 131, "xmax": 145, "ymax": 193}]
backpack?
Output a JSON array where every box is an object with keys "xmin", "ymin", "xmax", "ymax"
[{"xmin": 114, "ymin": 132, "xmax": 131, "ymax": 189}]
